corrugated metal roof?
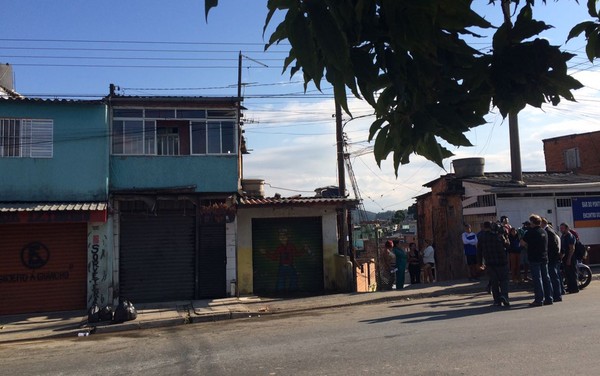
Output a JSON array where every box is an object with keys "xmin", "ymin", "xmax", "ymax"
[
  {"xmin": 239, "ymin": 197, "xmax": 357, "ymax": 207},
  {"xmin": 0, "ymin": 202, "xmax": 107, "ymax": 212},
  {"xmin": 0, "ymin": 85, "xmax": 24, "ymax": 100},
  {"xmin": 424, "ymin": 172, "xmax": 600, "ymax": 188},
  {"xmin": 0, "ymin": 97, "xmax": 103, "ymax": 104},
  {"xmin": 463, "ymin": 172, "xmax": 600, "ymax": 187}
]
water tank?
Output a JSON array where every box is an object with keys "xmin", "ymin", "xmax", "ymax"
[
  {"xmin": 241, "ymin": 179, "xmax": 265, "ymax": 198},
  {"xmin": 452, "ymin": 158, "xmax": 485, "ymax": 178},
  {"xmin": 0, "ymin": 64, "xmax": 14, "ymax": 90}
]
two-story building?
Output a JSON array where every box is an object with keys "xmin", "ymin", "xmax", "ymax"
[
  {"xmin": 0, "ymin": 96, "xmax": 109, "ymax": 315},
  {"xmin": 106, "ymin": 92, "xmax": 242, "ymax": 303}
]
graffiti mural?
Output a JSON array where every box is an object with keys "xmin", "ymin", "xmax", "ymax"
[
  {"xmin": 87, "ymin": 223, "xmax": 112, "ymax": 307},
  {"xmin": 252, "ymin": 217, "xmax": 323, "ymax": 294}
]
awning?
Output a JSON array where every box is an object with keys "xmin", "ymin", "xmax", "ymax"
[{"xmin": 0, "ymin": 202, "xmax": 108, "ymax": 224}]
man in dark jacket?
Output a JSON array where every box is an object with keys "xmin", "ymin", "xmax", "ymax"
[
  {"xmin": 542, "ymin": 218, "xmax": 563, "ymax": 302},
  {"xmin": 477, "ymin": 221, "xmax": 509, "ymax": 307},
  {"xmin": 521, "ymin": 214, "xmax": 553, "ymax": 306}
]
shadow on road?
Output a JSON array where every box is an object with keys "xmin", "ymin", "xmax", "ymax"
[{"xmin": 360, "ymin": 295, "xmax": 534, "ymax": 324}]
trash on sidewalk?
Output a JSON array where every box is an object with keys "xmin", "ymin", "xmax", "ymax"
[{"xmin": 113, "ymin": 299, "xmax": 138, "ymax": 323}]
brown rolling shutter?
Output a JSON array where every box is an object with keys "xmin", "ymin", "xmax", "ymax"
[
  {"xmin": 0, "ymin": 223, "xmax": 87, "ymax": 315},
  {"xmin": 252, "ymin": 217, "xmax": 323, "ymax": 295}
]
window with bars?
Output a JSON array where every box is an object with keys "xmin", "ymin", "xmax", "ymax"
[
  {"xmin": 0, "ymin": 118, "xmax": 53, "ymax": 158},
  {"xmin": 556, "ymin": 198, "xmax": 572, "ymax": 208}
]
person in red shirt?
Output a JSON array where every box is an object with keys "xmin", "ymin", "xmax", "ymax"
[{"xmin": 265, "ymin": 228, "xmax": 305, "ymax": 292}]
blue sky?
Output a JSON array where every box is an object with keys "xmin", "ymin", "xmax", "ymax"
[{"xmin": 2, "ymin": 1, "xmax": 599, "ymax": 212}]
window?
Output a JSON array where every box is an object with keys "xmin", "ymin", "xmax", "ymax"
[
  {"xmin": 564, "ymin": 148, "xmax": 580, "ymax": 170},
  {"xmin": 112, "ymin": 107, "xmax": 237, "ymax": 156},
  {"xmin": 0, "ymin": 118, "xmax": 53, "ymax": 158},
  {"xmin": 157, "ymin": 127, "xmax": 179, "ymax": 155},
  {"xmin": 112, "ymin": 120, "xmax": 155, "ymax": 155},
  {"xmin": 191, "ymin": 121, "xmax": 236, "ymax": 155},
  {"xmin": 556, "ymin": 198, "xmax": 572, "ymax": 208}
]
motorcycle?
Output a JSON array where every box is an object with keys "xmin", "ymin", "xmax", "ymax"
[
  {"xmin": 562, "ymin": 250, "xmax": 592, "ymax": 290},
  {"xmin": 575, "ymin": 259, "xmax": 592, "ymax": 290}
]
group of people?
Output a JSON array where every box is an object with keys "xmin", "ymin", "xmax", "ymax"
[
  {"xmin": 380, "ymin": 239, "xmax": 435, "ymax": 290},
  {"xmin": 463, "ymin": 214, "xmax": 583, "ymax": 307}
]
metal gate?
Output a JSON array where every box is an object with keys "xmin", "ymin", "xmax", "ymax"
[
  {"xmin": 252, "ymin": 217, "xmax": 323, "ymax": 295},
  {"xmin": 197, "ymin": 224, "xmax": 226, "ymax": 298},
  {"xmin": 0, "ymin": 223, "xmax": 87, "ymax": 315},
  {"xmin": 119, "ymin": 211, "xmax": 196, "ymax": 303}
]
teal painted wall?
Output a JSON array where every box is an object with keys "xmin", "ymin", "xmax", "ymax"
[
  {"xmin": 0, "ymin": 101, "xmax": 108, "ymax": 201},
  {"xmin": 110, "ymin": 155, "xmax": 239, "ymax": 192}
]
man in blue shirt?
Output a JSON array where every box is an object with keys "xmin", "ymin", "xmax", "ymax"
[
  {"xmin": 462, "ymin": 224, "xmax": 479, "ymax": 281},
  {"xmin": 559, "ymin": 223, "xmax": 579, "ymax": 294}
]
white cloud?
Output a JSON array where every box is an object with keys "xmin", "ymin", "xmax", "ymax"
[{"xmin": 242, "ymin": 70, "xmax": 600, "ymax": 213}]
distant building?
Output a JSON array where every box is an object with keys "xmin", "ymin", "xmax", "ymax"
[
  {"xmin": 416, "ymin": 158, "xmax": 600, "ymax": 281},
  {"xmin": 543, "ymin": 130, "xmax": 600, "ymax": 175}
]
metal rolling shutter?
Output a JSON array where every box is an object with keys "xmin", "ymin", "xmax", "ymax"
[
  {"xmin": 119, "ymin": 212, "xmax": 195, "ymax": 303},
  {"xmin": 0, "ymin": 223, "xmax": 87, "ymax": 315},
  {"xmin": 197, "ymin": 224, "xmax": 226, "ymax": 299},
  {"xmin": 252, "ymin": 217, "xmax": 323, "ymax": 295}
]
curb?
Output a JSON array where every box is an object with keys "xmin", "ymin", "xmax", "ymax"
[{"xmin": 3, "ymin": 276, "xmax": 595, "ymax": 344}]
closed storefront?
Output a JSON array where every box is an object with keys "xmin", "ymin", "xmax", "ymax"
[
  {"xmin": 0, "ymin": 222, "xmax": 88, "ymax": 315},
  {"xmin": 118, "ymin": 200, "xmax": 227, "ymax": 303},
  {"xmin": 252, "ymin": 217, "xmax": 323, "ymax": 295}
]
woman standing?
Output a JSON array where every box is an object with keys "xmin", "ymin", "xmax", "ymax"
[
  {"xmin": 392, "ymin": 240, "xmax": 407, "ymax": 290},
  {"xmin": 422, "ymin": 240, "xmax": 435, "ymax": 283},
  {"xmin": 407, "ymin": 243, "xmax": 421, "ymax": 284},
  {"xmin": 378, "ymin": 240, "xmax": 395, "ymax": 291}
]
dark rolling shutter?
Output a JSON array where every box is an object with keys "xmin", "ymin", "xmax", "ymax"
[
  {"xmin": 197, "ymin": 224, "xmax": 226, "ymax": 298},
  {"xmin": 0, "ymin": 223, "xmax": 87, "ymax": 315},
  {"xmin": 252, "ymin": 217, "xmax": 323, "ymax": 295},
  {"xmin": 119, "ymin": 212, "xmax": 195, "ymax": 303}
]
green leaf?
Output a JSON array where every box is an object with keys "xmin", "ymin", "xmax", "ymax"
[
  {"xmin": 204, "ymin": 0, "xmax": 218, "ymax": 21},
  {"xmin": 263, "ymin": 0, "xmax": 295, "ymax": 37},
  {"xmin": 588, "ymin": 0, "xmax": 599, "ymax": 18},
  {"xmin": 286, "ymin": 8, "xmax": 323, "ymax": 89},
  {"xmin": 567, "ymin": 21, "xmax": 595, "ymax": 42},
  {"xmin": 586, "ymin": 30, "xmax": 600, "ymax": 62},
  {"xmin": 510, "ymin": 4, "xmax": 552, "ymax": 43},
  {"xmin": 373, "ymin": 124, "xmax": 390, "ymax": 166},
  {"xmin": 305, "ymin": 2, "xmax": 351, "ymax": 74}
]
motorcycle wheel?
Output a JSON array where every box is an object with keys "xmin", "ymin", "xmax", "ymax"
[{"xmin": 577, "ymin": 264, "xmax": 592, "ymax": 290}]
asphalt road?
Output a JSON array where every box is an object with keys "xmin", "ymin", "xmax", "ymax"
[{"xmin": 2, "ymin": 283, "xmax": 599, "ymax": 376}]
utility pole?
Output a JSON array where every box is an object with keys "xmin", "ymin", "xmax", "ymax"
[
  {"xmin": 335, "ymin": 101, "xmax": 346, "ymax": 200},
  {"xmin": 501, "ymin": 0, "xmax": 524, "ymax": 185},
  {"xmin": 508, "ymin": 112, "xmax": 524, "ymax": 183},
  {"xmin": 237, "ymin": 51, "xmax": 243, "ymax": 182}
]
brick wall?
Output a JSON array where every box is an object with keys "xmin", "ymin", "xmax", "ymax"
[
  {"xmin": 417, "ymin": 177, "xmax": 469, "ymax": 280},
  {"xmin": 544, "ymin": 131, "xmax": 600, "ymax": 175}
]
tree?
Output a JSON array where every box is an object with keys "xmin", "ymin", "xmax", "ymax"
[
  {"xmin": 205, "ymin": 1, "xmax": 595, "ymax": 174},
  {"xmin": 391, "ymin": 210, "xmax": 406, "ymax": 224}
]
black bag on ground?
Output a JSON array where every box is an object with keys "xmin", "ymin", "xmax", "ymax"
[
  {"xmin": 87, "ymin": 305, "xmax": 100, "ymax": 323},
  {"xmin": 98, "ymin": 306, "xmax": 114, "ymax": 322},
  {"xmin": 113, "ymin": 299, "xmax": 137, "ymax": 323}
]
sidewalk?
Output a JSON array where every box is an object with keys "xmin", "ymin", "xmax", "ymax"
[{"xmin": 1, "ymin": 272, "xmax": 596, "ymax": 345}]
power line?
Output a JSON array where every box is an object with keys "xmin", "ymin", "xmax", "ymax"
[
  {"xmin": 0, "ymin": 37, "xmax": 288, "ymax": 46},
  {"xmin": 0, "ymin": 55, "xmax": 283, "ymax": 62},
  {"xmin": 0, "ymin": 46, "xmax": 289, "ymax": 54}
]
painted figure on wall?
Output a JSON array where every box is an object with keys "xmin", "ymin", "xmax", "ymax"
[
  {"xmin": 263, "ymin": 228, "xmax": 309, "ymax": 292},
  {"xmin": 253, "ymin": 217, "xmax": 323, "ymax": 294}
]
